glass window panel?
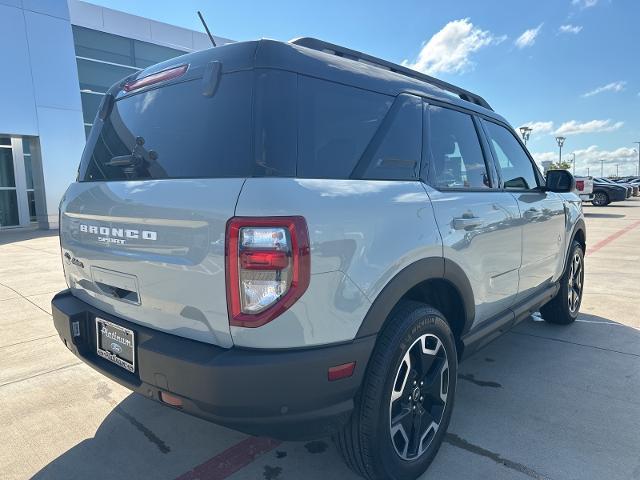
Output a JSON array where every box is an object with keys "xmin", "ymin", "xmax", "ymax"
[
  {"xmin": 359, "ymin": 94, "xmax": 422, "ymax": 180},
  {"xmin": 0, "ymin": 137, "xmax": 10, "ymax": 146},
  {"xmin": 298, "ymin": 76, "xmax": 392, "ymax": 179},
  {"xmin": 0, "ymin": 190, "xmax": 19, "ymax": 227},
  {"xmin": 85, "ymin": 125, "xmax": 93, "ymax": 139},
  {"xmin": 22, "ymin": 138, "xmax": 31, "ymax": 155},
  {"xmin": 0, "ymin": 148, "xmax": 16, "ymax": 188},
  {"xmin": 81, "ymin": 92, "xmax": 104, "ymax": 124},
  {"xmin": 429, "ymin": 106, "xmax": 490, "ymax": 189},
  {"xmin": 134, "ymin": 41, "xmax": 186, "ymax": 68},
  {"xmin": 483, "ymin": 121, "xmax": 539, "ymax": 190},
  {"xmin": 24, "ymin": 155, "xmax": 34, "ymax": 189},
  {"xmin": 27, "ymin": 190, "xmax": 36, "ymax": 222},
  {"xmin": 73, "ymin": 26, "xmax": 133, "ymax": 66},
  {"xmin": 76, "ymin": 57, "xmax": 138, "ymax": 93}
]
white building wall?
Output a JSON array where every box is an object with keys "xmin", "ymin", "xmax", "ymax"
[{"xmin": 0, "ymin": 0, "xmax": 85, "ymax": 229}]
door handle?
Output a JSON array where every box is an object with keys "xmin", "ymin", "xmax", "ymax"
[
  {"xmin": 523, "ymin": 209, "xmax": 542, "ymax": 220},
  {"xmin": 453, "ymin": 216, "xmax": 483, "ymax": 230}
]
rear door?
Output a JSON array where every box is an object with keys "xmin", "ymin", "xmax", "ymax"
[
  {"xmin": 481, "ymin": 120, "xmax": 566, "ymax": 300},
  {"xmin": 60, "ymin": 63, "xmax": 255, "ymax": 348},
  {"xmin": 424, "ymin": 104, "xmax": 521, "ymax": 328}
]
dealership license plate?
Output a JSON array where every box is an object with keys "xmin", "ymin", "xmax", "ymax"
[{"xmin": 95, "ymin": 318, "xmax": 135, "ymax": 373}]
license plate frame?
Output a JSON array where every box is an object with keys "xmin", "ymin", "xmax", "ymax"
[{"xmin": 95, "ymin": 317, "xmax": 136, "ymax": 373}]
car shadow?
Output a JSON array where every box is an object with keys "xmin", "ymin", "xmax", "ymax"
[
  {"xmin": 0, "ymin": 227, "xmax": 57, "ymax": 245},
  {"xmin": 31, "ymin": 313, "xmax": 640, "ymax": 480}
]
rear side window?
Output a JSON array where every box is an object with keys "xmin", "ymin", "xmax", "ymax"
[
  {"xmin": 355, "ymin": 94, "xmax": 422, "ymax": 180},
  {"xmin": 79, "ymin": 71, "xmax": 253, "ymax": 181},
  {"xmin": 427, "ymin": 106, "xmax": 491, "ymax": 189},
  {"xmin": 297, "ymin": 76, "xmax": 392, "ymax": 178},
  {"xmin": 483, "ymin": 121, "xmax": 539, "ymax": 190}
]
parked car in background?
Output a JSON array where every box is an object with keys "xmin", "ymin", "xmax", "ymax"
[
  {"xmin": 592, "ymin": 178, "xmax": 628, "ymax": 206},
  {"xmin": 599, "ymin": 178, "xmax": 632, "ymax": 198},
  {"xmin": 575, "ymin": 176, "xmax": 594, "ymax": 202},
  {"xmin": 614, "ymin": 178, "xmax": 639, "ymax": 196}
]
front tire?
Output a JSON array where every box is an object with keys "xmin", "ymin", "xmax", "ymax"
[
  {"xmin": 334, "ymin": 301, "xmax": 457, "ymax": 480},
  {"xmin": 592, "ymin": 191, "xmax": 609, "ymax": 206},
  {"xmin": 540, "ymin": 241, "xmax": 584, "ymax": 325}
]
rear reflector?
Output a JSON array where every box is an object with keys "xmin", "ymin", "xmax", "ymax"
[
  {"xmin": 123, "ymin": 64, "xmax": 188, "ymax": 92},
  {"xmin": 160, "ymin": 391, "xmax": 183, "ymax": 408},
  {"xmin": 328, "ymin": 362, "xmax": 356, "ymax": 381}
]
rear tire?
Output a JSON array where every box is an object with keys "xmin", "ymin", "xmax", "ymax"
[
  {"xmin": 592, "ymin": 191, "xmax": 609, "ymax": 206},
  {"xmin": 540, "ymin": 241, "xmax": 584, "ymax": 325},
  {"xmin": 334, "ymin": 301, "xmax": 457, "ymax": 480}
]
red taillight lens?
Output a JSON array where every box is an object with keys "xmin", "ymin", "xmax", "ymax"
[
  {"xmin": 123, "ymin": 64, "xmax": 188, "ymax": 92},
  {"xmin": 226, "ymin": 217, "xmax": 310, "ymax": 328},
  {"xmin": 576, "ymin": 180, "xmax": 584, "ymax": 191}
]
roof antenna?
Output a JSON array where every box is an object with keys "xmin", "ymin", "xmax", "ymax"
[{"xmin": 197, "ymin": 11, "xmax": 217, "ymax": 47}]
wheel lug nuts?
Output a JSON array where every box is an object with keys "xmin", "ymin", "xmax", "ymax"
[
  {"xmin": 420, "ymin": 396, "xmax": 423, "ymax": 402},
  {"xmin": 413, "ymin": 406, "xmax": 416, "ymax": 410},
  {"xmin": 413, "ymin": 381, "xmax": 417, "ymax": 385},
  {"xmin": 420, "ymin": 381, "xmax": 423, "ymax": 386}
]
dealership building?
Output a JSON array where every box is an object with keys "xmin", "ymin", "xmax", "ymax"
[{"xmin": 0, "ymin": 0, "xmax": 230, "ymax": 229}]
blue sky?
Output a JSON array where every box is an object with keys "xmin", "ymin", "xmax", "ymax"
[{"xmin": 90, "ymin": 0, "xmax": 640, "ymax": 176}]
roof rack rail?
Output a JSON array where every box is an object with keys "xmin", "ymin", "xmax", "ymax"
[{"xmin": 290, "ymin": 37, "xmax": 493, "ymax": 111}]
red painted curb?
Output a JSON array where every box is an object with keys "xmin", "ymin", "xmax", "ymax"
[
  {"xmin": 587, "ymin": 219, "xmax": 640, "ymax": 256},
  {"xmin": 175, "ymin": 437, "xmax": 282, "ymax": 480}
]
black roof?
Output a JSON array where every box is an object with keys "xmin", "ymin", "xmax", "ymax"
[{"xmin": 134, "ymin": 38, "xmax": 508, "ymax": 125}]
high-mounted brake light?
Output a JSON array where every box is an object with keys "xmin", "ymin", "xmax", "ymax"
[
  {"xmin": 123, "ymin": 64, "xmax": 188, "ymax": 92},
  {"xmin": 226, "ymin": 217, "xmax": 311, "ymax": 328}
]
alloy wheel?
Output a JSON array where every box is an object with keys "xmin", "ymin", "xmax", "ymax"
[
  {"xmin": 593, "ymin": 192, "xmax": 607, "ymax": 206},
  {"xmin": 389, "ymin": 334, "xmax": 449, "ymax": 461},
  {"xmin": 567, "ymin": 252, "xmax": 583, "ymax": 314}
]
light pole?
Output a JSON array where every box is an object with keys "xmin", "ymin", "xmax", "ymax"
[
  {"xmin": 587, "ymin": 167, "xmax": 590, "ymax": 176},
  {"xmin": 600, "ymin": 160, "xmax": 604, "ymax": 177},
  {"xmin": 570, "ymin": 152, "xmax": 576, "ymax": 174},
  {"xmin": 555, "ymin": 136, "xmax": 566, "ymax": 166},
  {"xmin": 634, "ymin": 142, "xmax": 640, "ymax": 177},
  {"xmin": 519, "ymin": 126, "xmax": 532, "ymax": 146},
  {"xmin": 616, "ymin": 164, "xmax": 619, "ymax": 178}
]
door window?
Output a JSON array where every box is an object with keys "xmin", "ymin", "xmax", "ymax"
[
  {"xmin": 0, "ymin": 142, "xmax": 19, "ymax": 227},
  {"xmin": 427, "ymin": 106, "xmax": 491, "ymax": 189},
  {"xmin": 483, "ymin": 121, "xmax": 539, "ymax": 190}
]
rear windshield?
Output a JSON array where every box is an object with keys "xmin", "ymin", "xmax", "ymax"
[{"xmin": 79, "ymin": 71, "xmax": 252, "ymax": 181}]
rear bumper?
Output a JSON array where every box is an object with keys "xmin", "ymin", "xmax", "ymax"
[{"xmin": 52, "ymin": 290, "xmax": 375, "ymax": 440}]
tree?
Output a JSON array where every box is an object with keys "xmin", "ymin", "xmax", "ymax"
[{"xmin": 548, "ymin": 160, "xmax": 572, "ymax": 170}]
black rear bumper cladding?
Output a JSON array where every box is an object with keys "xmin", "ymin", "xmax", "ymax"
[{"xmin": 51, "ymin": 290, "xmax": 376, "ymax": 440}]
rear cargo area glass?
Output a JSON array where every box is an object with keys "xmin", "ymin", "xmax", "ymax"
[{"xmin": 79, "ymin": 71, "xmax": 252, "ymax": 181}]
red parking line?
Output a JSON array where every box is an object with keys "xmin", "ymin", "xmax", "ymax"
[
  {"xmin": 587, "ymin": 219, "xmax": 640, "ymax": 256},
  {"xmin": 174, "ymin": 437, "xmax": 281, "ymax": 480}
]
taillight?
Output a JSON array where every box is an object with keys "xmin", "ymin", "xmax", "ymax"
[
  {"xmin": 123, "ymin": 64, "xmax": 188, "ymax": 92},
  {"xmin": 576, "ymin": 180, "xmax": 584, "ymax": 191},
  {"xmin": 226, "ymin": 217, "xmax": 311, "ymax": 328}
]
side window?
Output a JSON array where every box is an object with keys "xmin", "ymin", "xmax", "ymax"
[
  {"xmin": 356, "ymin": 94, "xmax": 422, "ymax": 180},
  {"xmin": 483, "ymin": 121, "xmax": 539, "ymax": 190},
  {"xmin": 428, "ymin": 106, "xmax": 491, "ymax": 189},
  {"xmin": 297, "ymin": 76, "xmax": 392, "ymax": 179}
]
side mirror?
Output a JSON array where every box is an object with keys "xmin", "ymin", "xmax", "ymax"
[{"xmin": 545, "ymin": 169, "xmax": 575, "ymax": 193}]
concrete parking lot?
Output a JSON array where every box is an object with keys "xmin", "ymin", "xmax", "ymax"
[{"xmin": 1, "ymin": 199, "xmax": 639, "ymax": 480}]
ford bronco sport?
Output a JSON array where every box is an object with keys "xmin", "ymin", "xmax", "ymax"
[{"xmin": 52, "ymin": 38, "xmax": 586, "ymax": 480}]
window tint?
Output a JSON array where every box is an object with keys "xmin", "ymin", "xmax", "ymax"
[
  {"xmin": 483, "ymin": 121, "xmax": 538, "ymax": 190},
  {"xmin": 357, "ymin": 94, "xmax": 422, "ymax": 180},
  {"xmin": 79, "ymin": 72, "xmax": 253, "ymax": 181},
  {"xmin": 298, "ymin": 76, "xmax": 392, "ymax": 178},
  {"xmin": 428, "ymin": 106, "xmax": 490, "ymax": 189}
]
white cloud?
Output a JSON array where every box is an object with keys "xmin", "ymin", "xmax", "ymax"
[
  {"xmin": 582, "ymin": 81, "xmax": 626, "ymax": 97},
  {"xmin": 515, "ymin": 24, "xmax": 543, "ymax": 49},
  {"xmin": 533, "ymin": 146, "xmax": 638, "ymax": 175},
  {"xmin": 572, "ymin": 0, "xmax": 599, "ymax": 8},
  {"xmin": 519, "ymin": 121, "xmax": 554, "ymax": 134},
  {"xmin": 402, "ymin": 18, "xmax": 506, "ymax": 75},
  {"xmin": 554, "ymin": 119, "xmax": 624, "ymax": 136},
  {"xmin": 559, "ymin": 24, "xmax": 583, "ymax": 34}
]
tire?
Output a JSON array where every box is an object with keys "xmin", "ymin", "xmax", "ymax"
[
  {"xmin": 592, "ymin": 191, "xmax": 609, "ymax": 206},
  {"xmin": 334, "ymin": 301, "xmax": 457, "ymax": 480},
  {"xmin": 540, "ymin": 241, "xmax": 584, "ymax": 325}
]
